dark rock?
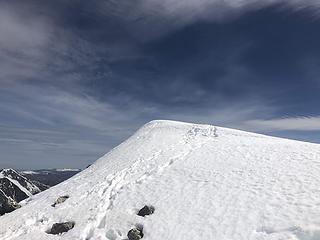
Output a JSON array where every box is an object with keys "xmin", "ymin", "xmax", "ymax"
[
  {"xmin": 1, "ymin": 169, "xmax": 41, "ymax": 195},
  {"xmin": 127, "ymin": 227, "xmax": 144, "ymax": 240},
  {"xmin": 0, "ymin": 178, "xmax": 29, "ymax": 202},
  {"xmin": 0, "ymin": 190, "xmax": 21, "ymax": 216},
  {"xmin": 51, "ymin": 195, "xmax": 69, "ymax": 207},
  {"xmin": 0, "ymin": 168, "xmax": 46, "ymax": 216},
  {"xmin": 137, "ymin": 205, "xmax": 155, "ymax": 217},
  {"xmin": 47, "ymin": 221, "xmax": 75, "ymax": 235}
]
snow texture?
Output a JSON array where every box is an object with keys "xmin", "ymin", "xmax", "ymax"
[{"xmin": 0, "ymin": 120, "xmax": 319, "ymax": 240}]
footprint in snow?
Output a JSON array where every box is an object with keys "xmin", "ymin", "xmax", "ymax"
[{"xmin": 105, "ymin": 229, "xmax": 122, "ymax": 240}]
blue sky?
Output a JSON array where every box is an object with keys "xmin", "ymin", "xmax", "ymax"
[{"xmin": 1, "ymin": 0, "xmax": 320, "ymax": 169}]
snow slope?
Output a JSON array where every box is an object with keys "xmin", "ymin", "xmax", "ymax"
[{"xmin": 0, "ymin": 120, "xmax": 320, "ymax": 240}]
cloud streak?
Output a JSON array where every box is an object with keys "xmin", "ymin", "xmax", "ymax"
[
  {"xmin": 0, "ymin": 83, "xmax": 145, "ymax": 169},
  {"xmin": 100, "ymin": 0, "xmax": 320, "ymax": 40},
  {"xmin": 246, "ymin": 116, "xmax": 320, "ymax": 131},
  {"xmin": 0, "ymin": 3, "xmax": 54, "ymax": 83}
]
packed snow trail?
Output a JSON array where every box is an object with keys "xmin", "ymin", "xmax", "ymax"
[{"xmin": 0, "ymin": 120, "xmax": 319, "ymax": 240}]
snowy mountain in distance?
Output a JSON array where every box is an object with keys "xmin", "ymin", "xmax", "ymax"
[
  {"xmin": 0, "ymin": 120, "xmax": 320, "ymax": 240},
  {"xmin": 0, "ymin": 168, "xmax": 80, "ymax": 216},
  {"xmin": 21, "ymin": 169, "xmax": 81, "ymax": 187},
  {"xmin": 0, "ymin": 169, "xmax": 44, "ymax": 195},
  {"xmin": 0, "ymin": 169, "xmax": 48, "ymax": 215}
]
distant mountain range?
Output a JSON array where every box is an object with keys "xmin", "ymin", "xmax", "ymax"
[
  {"xmin": 0, "ymin": 168, "xmax": 81, "ymax": 215},
  {"xmin": 21, "ymin": 168, "xmax": 81, "ymax": 187}
]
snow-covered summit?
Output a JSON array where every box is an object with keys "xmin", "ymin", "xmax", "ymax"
[{"xmin": 0, "ymin": 120, "xmax": 320, "ymax": 240}]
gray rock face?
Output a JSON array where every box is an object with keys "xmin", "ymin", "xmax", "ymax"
[
  {"xmin": 0, "ymin": 178, "xmax": 29, "ymax": 202},
  {"xmin": 0, "ymin": 169, "xmax": 41, "ymax": 195},
  {"xmin": 138, "ymin": 205, "xmax": 155, "ymax": 217},
  {"xmin": 0, "ymin": 168, "xmax": 41, "ymax": 216},
  {"xmin": 47, "ymin": 221, "xmax": 75, "ymax": 235},
  {"xmin": 127, "ymin": 228, "xmax": 144, "ymax": 240},
  {"xmin": 0, "ymin": 190, "xmax": 21, "ymax": 216},
  {"xmin": 51, "ymin": 195, "xmax": 69, "ymax": 207}
]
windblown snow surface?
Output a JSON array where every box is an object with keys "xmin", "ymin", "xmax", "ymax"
[{"xmin": 0, "ymin": 120, "xmax": 320, "ymax": 240}]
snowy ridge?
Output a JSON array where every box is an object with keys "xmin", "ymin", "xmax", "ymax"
[
  {"xmin": 55, "ymin": 169, "xmax": 81, "ymax": 172},
  {"xmin": 0, "ymin": 120, "xmax": 320, "ymax": 240},
  {"xmin": 3, "ymin": 177, "xmax": 32, "ymax": 198},
  {"xmin": 0, "ymin": 169, "xmax": 40, "ymax": 195},
  {"xmin": 20, "ymin": 171, "xmax": 39, "ymax": 175}
]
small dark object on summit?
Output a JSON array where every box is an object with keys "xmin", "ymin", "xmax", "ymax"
[
  {"xmin": 47, "ymin": 221, "xmax": 75, "ymax": 235},
  {"xmin": 137, "ymin": 205, "xmax": 155, "ymax": 217},
  {"xmin": 127, "ymin": 227, "xmax": 144, "ymax": 240}
]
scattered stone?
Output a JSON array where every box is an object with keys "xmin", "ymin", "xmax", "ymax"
[
  {"xmin": 51, "ymin": 195, "xmax": 69, "ymax": 207},
  {"xmin": 47, "ymin": 221, "xmax": 75, "ymax": 235},
  {"xmin": 137, "ymin": 205, "xmax": 155, "ymax": 217},
  {"xmin": 127, "ymin": 227, "xmax": 143, "ymax": 240}
]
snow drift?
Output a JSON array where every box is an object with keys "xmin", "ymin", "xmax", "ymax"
[{"xmin": 0, "ymin": 120, "xmax": 319, "ymax": 240}]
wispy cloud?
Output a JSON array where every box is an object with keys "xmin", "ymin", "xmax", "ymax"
[
  {"xmin": 0, "ymin": 1, "xmax": 110, "ymax": 87},
  {"xmin": 0, "ymin": 84, "xmax": 143, "ymax": 169},
  {"xmin": 0, "ymin": 84, "xmax": 140, "ymax": 134},
  {"xmin": 246, "ymin": 116, "xmax": 320, "ymax": 131},
  {"xmin": 0, "ymin": 3, "xmax": 54, "ymax": 83},
  {"xmin": 101, "ymin": 0, "xmax": 320, "ymax": 40}
]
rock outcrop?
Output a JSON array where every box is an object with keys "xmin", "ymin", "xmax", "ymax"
[
  {"xmin": 47, "ymin": 221, "xmax": 75, "ymax": 235},
  {"xmin": 0, "ymin": 190, "xmax": 21, "ymax": 216},
  {"xmin": 138, "ymin": 205, "xmax": 155, "ymax": 217},
  {"xmin": 127, "ymin": 227, "xmax": 144, "ymax": 240},
  {"xmin": 0, "ymin": 169, "xmax": 49, "ymax": 216}
]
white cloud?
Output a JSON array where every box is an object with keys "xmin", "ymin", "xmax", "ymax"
[
  {"xmin": 0, "ymin": 84, "xmax": 144, "ymax": 168},
  {"xmin": 0, "ymin": 5, "xmax": 51, "ymax": 50},
  {"xmin": 0, "ymin": 84, "xmax": 140, "ymax": 135},
  {"xmin": 102, "ymin": 0, "xmax": 320, "ymax": 40},
  {"xmin": 246, "ymin": 116, "xmax": 320, "ymax": 131},
  {"xmin": 0, "ymin": 3, "xmax": 54, "ymax": 82},
  {"xmin": 0, "ymin": 2, "xmax": 105, "ymax": 85}
]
